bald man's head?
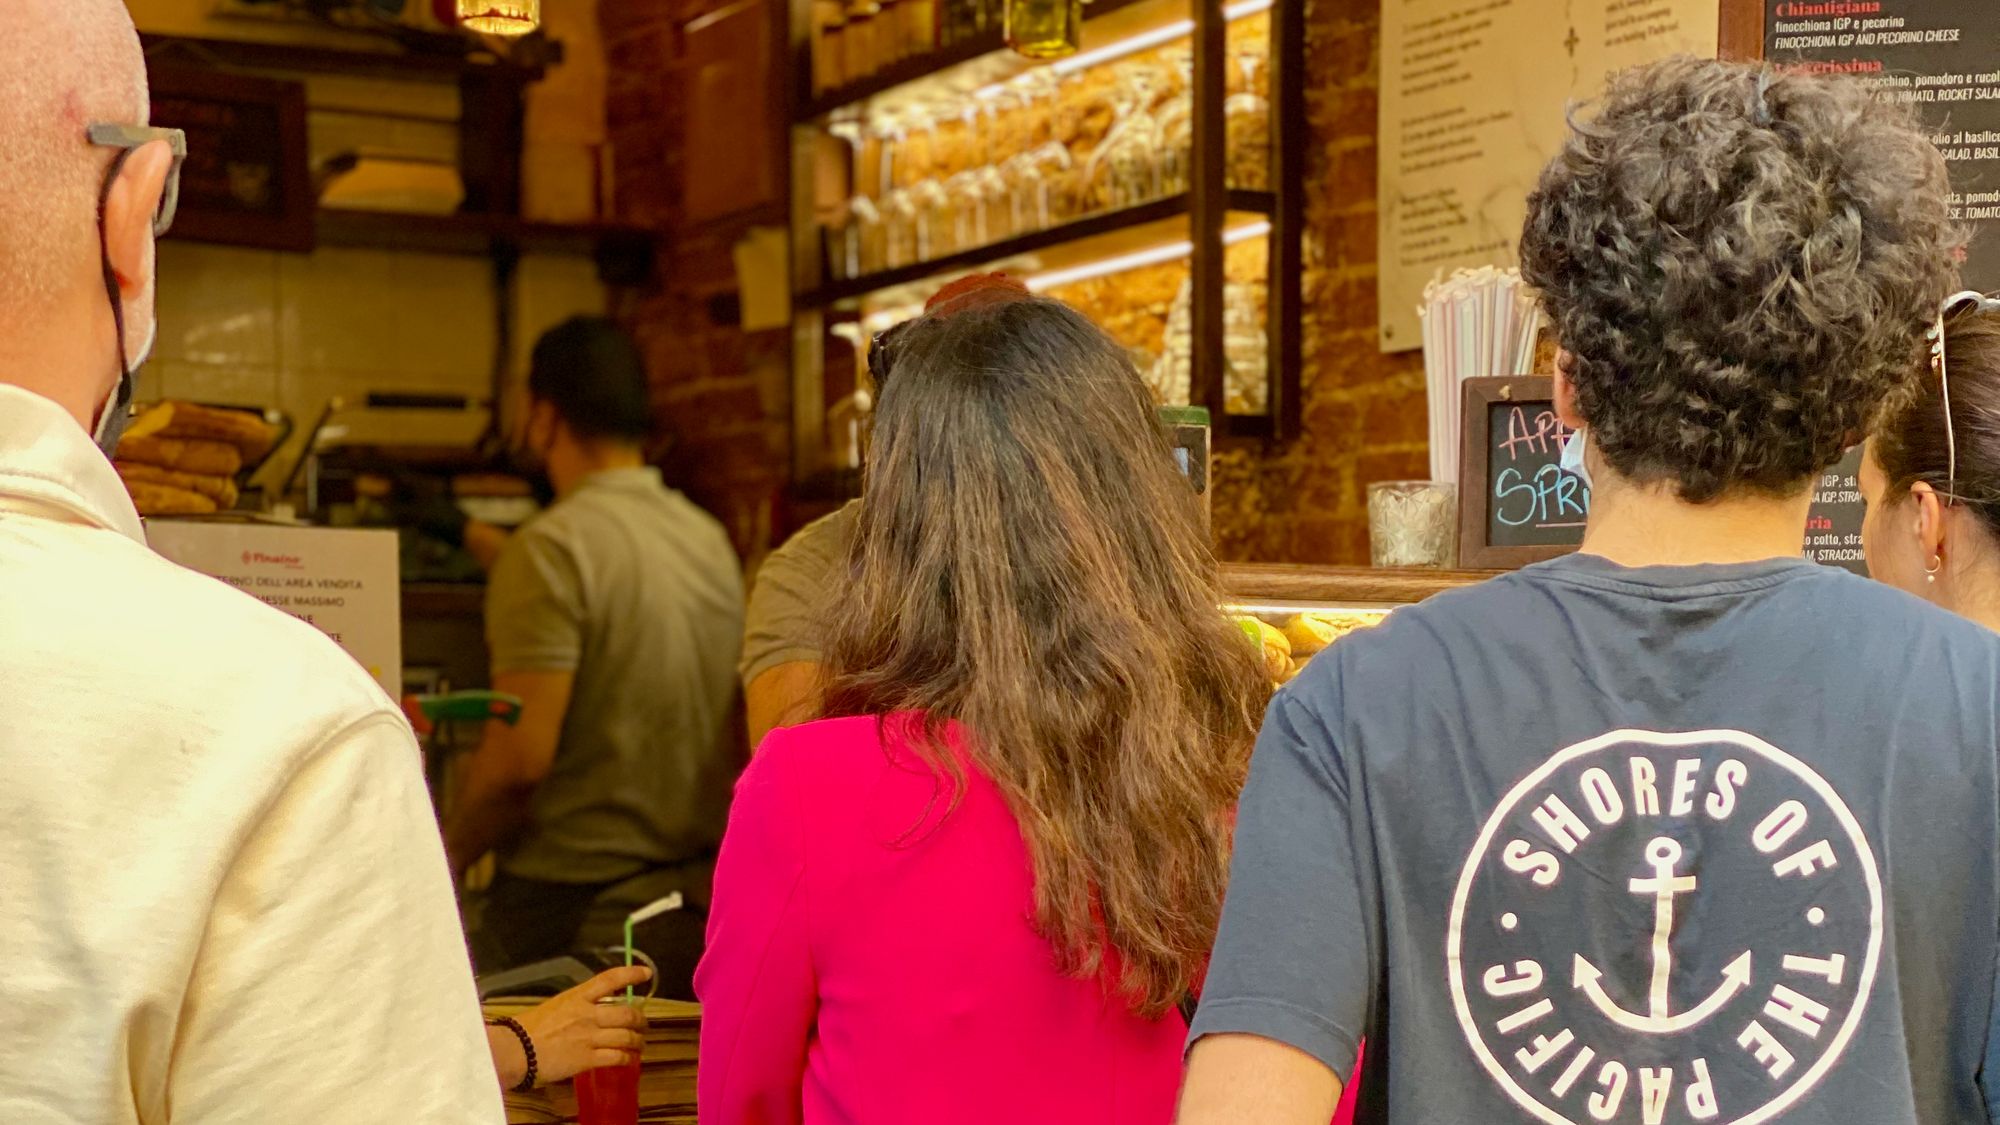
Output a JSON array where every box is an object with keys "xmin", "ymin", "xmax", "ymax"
[{"xmin": 0, "ymin": 0, "xmax": 149, "ymax": 317}]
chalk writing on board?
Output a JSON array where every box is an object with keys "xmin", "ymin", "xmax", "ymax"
[{"xmin": 1487, "ymin": 404, "xmax": 1591, "ymax": 547}]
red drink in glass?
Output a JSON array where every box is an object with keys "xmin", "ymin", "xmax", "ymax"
[{"xmin": 574, "ymin": 1056, "xmax": 642, "ymax": 1125}]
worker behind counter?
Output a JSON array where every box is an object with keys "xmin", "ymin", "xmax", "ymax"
[{"xmin": 445, "ymin": 317, "xmax": 746, "ymax": 995}]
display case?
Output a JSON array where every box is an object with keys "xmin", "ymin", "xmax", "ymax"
[
  {"xmin": 785, "ymin": 0, "xmax": 1307, "ymax": 499},
  {"xmin": 1220, "ymin": 563, "xmax": 1497, "ymax": 687}
]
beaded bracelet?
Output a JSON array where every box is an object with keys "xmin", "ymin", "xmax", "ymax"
[{"xmin": 487, "ymin": 1016, "xmax": 537, "ymax": 1092}]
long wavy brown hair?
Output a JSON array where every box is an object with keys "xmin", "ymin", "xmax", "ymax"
[{"xmin": 819, "ymin": 292, "xmax": 1268, "ymax": 1018}]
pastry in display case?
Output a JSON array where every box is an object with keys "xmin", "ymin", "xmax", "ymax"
[
  {"xmin": 1230, "ymin": 602, "xmax": 1392, "ymax": 687},
  {"xmin": 1219, "ymin": 564, "xmax": 1497, "ymax": 689}
]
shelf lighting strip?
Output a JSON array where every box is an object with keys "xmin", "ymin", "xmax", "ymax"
[
  {"xmin": 1052, "ymin": 0, "xmax": 1275, "ymax": 75},
  {"xmin": 858, "ymin": 217, "xmax": 1272, "ymax": 330},
  {"xmin": 1025, "ymin": 217, "xmax": 1270, "ymax": 291},
  {"xmin": 972, "ymin": 0, "xmax": 1275, "ymax": 98}
]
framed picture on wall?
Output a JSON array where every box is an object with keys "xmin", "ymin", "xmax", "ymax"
[{"xmin": 149, "ymin": 68, "xmax": 314, "ymax": 253}]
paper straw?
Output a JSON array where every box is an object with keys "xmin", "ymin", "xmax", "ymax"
[
  {"xmin": 1418, "ymin": 266, "xmax": 1541, "ymax": 484},
  {"xmin": 622, "ymin": 892, "xmax": 685, "ymax": 1000}
]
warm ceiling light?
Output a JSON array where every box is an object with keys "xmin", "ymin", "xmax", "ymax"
[{"xmin": 458, "ymin": 0, "xmax": 541, "ymax": 35}]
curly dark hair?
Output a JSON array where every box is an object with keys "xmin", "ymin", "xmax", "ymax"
[{"xmin": 1520, "ymin": 56, "xmax": 1960, "ymax": 502}]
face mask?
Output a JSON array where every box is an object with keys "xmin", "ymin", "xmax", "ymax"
[
  {"xmin": 94, "ymin": 193, "xmax": 158, "ymax": 458},
  {"xmin": 507, "ymin": 405, "xmax": 557, "ymax": 506},
  {"xmin": 1560, "ymin": 423, "xmax": 1594, "ymax": 491}
]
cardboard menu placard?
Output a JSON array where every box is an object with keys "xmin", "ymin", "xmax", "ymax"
[
  {"xmin": 146, "ymin": 522, "xmax": 403, "ymax": 698},
  {"xmin": 1764, "ymin": 0, "xmax": 2000, "ymax": 290}
]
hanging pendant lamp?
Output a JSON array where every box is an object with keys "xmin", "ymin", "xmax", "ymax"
[{"xmin": 457, "ymin": 0, "xmax": 540, "ymax": 35}]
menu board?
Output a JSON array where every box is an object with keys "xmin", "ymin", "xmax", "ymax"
[
  {"xmin": 1487, "ymin": 401, "xmax": 1592, "ymax": 547},
  {"xmin": 1377, "ymin": 0, "xmax": 1719, "ymax": 351},
  {"xmin": 1804, "ymin": 446, "xmax": 1870, "ymax": 575},
  {"xmin": 1765, "ymin": 0, "xmax": 2000, "ymax": 290}
]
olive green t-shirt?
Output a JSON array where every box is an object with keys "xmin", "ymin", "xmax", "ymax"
[
  {"xmin": 485, "ymin": 467, "xmax": 745, "ymax": 884},
  {"xmin": 737, "ymin": 501, "xmax": 858, "ymax": 687}
]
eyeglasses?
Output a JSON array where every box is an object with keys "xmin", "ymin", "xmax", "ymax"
[
  {"xmin": 86, "ymin": 124, "xmax": 187, "ymax": 237},
  {"xmin": 867, "ymin": 319, "xmax": 913, "ymax": 388},
  {"xmin": 1931, "ymin": 289, "xmax": 2000, "ymax": 506}
]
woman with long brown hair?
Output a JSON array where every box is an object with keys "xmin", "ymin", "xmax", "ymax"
[{"xmin": 695, "ymin": 276, "xmax": 1267, "ymax": 1124}]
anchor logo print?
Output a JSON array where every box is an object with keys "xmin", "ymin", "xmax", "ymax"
[
  {"xmin": 1447, "ymin": 730, "xmax": 1883, "ymax": 1125},
  {"xmin": 1572, "ymin": 838, "xmax": 1753, "ymax": 1036}
]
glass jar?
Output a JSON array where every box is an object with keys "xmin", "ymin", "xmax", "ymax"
[
  {"xmin": 1082, "ymin": 72, "xmax": 1163, "ymax": 213},
  {"xmin": 1223, "ymin": 280, "xmax": 1268, "ymax": 415},
  {"xmin": 1005, "ymin": 0, "xmax": 1082, "ymax": 59},
  {"xmin": 812, "ymin": 0, "xmax": 848, "ymax": 93},
  {"xmin": 843, "ymin": 0, "xmax": 880, "ymax": 82},
  {"xmin": 1224, "ymin": 50, "xmax": 1272, "ymax": 191},
  {"xmin": 903, "ymin": 0, "xmax": 939, "ymax": 57}
]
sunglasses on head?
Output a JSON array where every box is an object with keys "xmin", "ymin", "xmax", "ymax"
[
  {"xmin": 1930, "ymin": 290, "xmax": 2000, "ymax": 506},
  {"xmin": 867, "ymin": 319, "xmax": 913, "ymax": 387},
  {"xmin": 87, "ymin": 123, "xmax": 187, "ymax": 237}
]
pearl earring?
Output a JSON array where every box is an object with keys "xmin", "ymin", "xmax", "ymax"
[{"xmin": 1926, "ymin": 554, "xmax": 1943, "ymax": 584}]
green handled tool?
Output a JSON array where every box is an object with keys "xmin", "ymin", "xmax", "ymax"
[{"xmin": 403, "ymin": 690, "xmax": 524, "ymax": 737}]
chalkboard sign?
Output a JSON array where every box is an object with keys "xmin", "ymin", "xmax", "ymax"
[
  {"xmin": 1805, "ymin": 445, "xmax": 1870, "ymax": 575},
  {"xmin": 149, "ymin": 69, "xmax": 314, "ymax": 253},
  {"xmin": 1457, "ymin": 377, "xmax": 1592, "ymax": 568},
  {"xmin": 1761, "ymin": 0, "xmax": 2000, "ymax": 291}
]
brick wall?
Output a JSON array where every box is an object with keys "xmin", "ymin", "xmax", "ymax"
[
  {"xmin": 1209, "ymin": 0, "xmax": 1424, "ymax": 565},
  {"xmin": 600, "ymin": 0, "xmax": 1420, "ymax": 567},
  {"xmin": 599, "ymin": 0, "xmax": 793, "ymax": 564}
]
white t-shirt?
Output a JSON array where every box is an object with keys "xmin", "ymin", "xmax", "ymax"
[{"xmin": 0, "ymin": 384, "xmax": 501, "ymax": 1123}]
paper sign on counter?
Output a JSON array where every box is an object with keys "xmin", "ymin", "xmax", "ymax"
[{"xmin": 145, "ymin": 521, "xmax": 403, "ymax": 699}]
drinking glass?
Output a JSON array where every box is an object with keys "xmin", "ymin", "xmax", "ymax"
[{"xmin": 1369, "ymin": 482, "xmax": 1458, "ymax": 569}]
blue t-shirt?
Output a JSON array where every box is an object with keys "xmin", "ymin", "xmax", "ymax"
[{"xmin": 1194, "ymin": 554, "xmax": 2000, "ymax": 1124}]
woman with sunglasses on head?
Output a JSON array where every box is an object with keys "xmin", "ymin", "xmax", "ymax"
[
  {"xmin": 696, "ymin": 275, "xmax": 1269, "ymax": 1124},
  {"xmin": 1863, "ymin": 291, "xmax": 2000, "ymax": 620}
]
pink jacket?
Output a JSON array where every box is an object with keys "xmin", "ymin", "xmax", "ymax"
[{"xmin": 696, "ymin": 714, "xmax": 1188, "ymax": 1125}]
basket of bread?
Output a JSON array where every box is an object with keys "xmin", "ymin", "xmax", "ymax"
[{"xmin": 113, "ymin": 401, "xmax": 282, "ymax": 517}]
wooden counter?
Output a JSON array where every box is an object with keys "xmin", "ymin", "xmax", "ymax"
[{"xmin": 1220, "ymin": 563, "xmax": 1501, "ymax": 606}]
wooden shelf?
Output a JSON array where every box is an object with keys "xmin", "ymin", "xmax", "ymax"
[
  {"xmin": 802, "ymin": 190, "xmax": 1270, "ymax": 308},
  {"xmin": 798, "ymin": 0, "xmax": 1167, "ymax": 120},
  {"xmin": 314, "ymin": 210, "xmax": 660, "ymax": 263},
  {"xmin": 1220, "ymin": 563, "xmax": 1501, "ymax": 606},
  {"xmin": 140, "ymin": 31, "xmax": 545, "ymax": 84}
]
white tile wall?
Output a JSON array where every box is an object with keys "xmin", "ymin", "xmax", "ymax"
[{"xmin": 153, "ymin": 240, "xmax": 608, "ymax": 495}]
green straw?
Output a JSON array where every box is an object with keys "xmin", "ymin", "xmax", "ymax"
[{"xmin": 622, "ymin": 893, "xmax": 685, "ymax": 1001}]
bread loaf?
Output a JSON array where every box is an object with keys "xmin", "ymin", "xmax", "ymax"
[
  {"xmin": 114, "ymin": 435, "xmax": 244, "ymax": 478},
  {"xmin": 124, "ymin": 480, "xmax": 218, "ymax": 516},
  {"xmin": 115, "ymin": 461, "xmax": 238, "ymax": 508},
  {"xmin": 124, "ymin": 402, "xmax": 276, "ymax": 462}
]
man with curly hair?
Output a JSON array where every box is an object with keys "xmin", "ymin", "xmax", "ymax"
[{"xmin": 1182, "ymin": 57, "xmax": 2000, "ymax": 1124}]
